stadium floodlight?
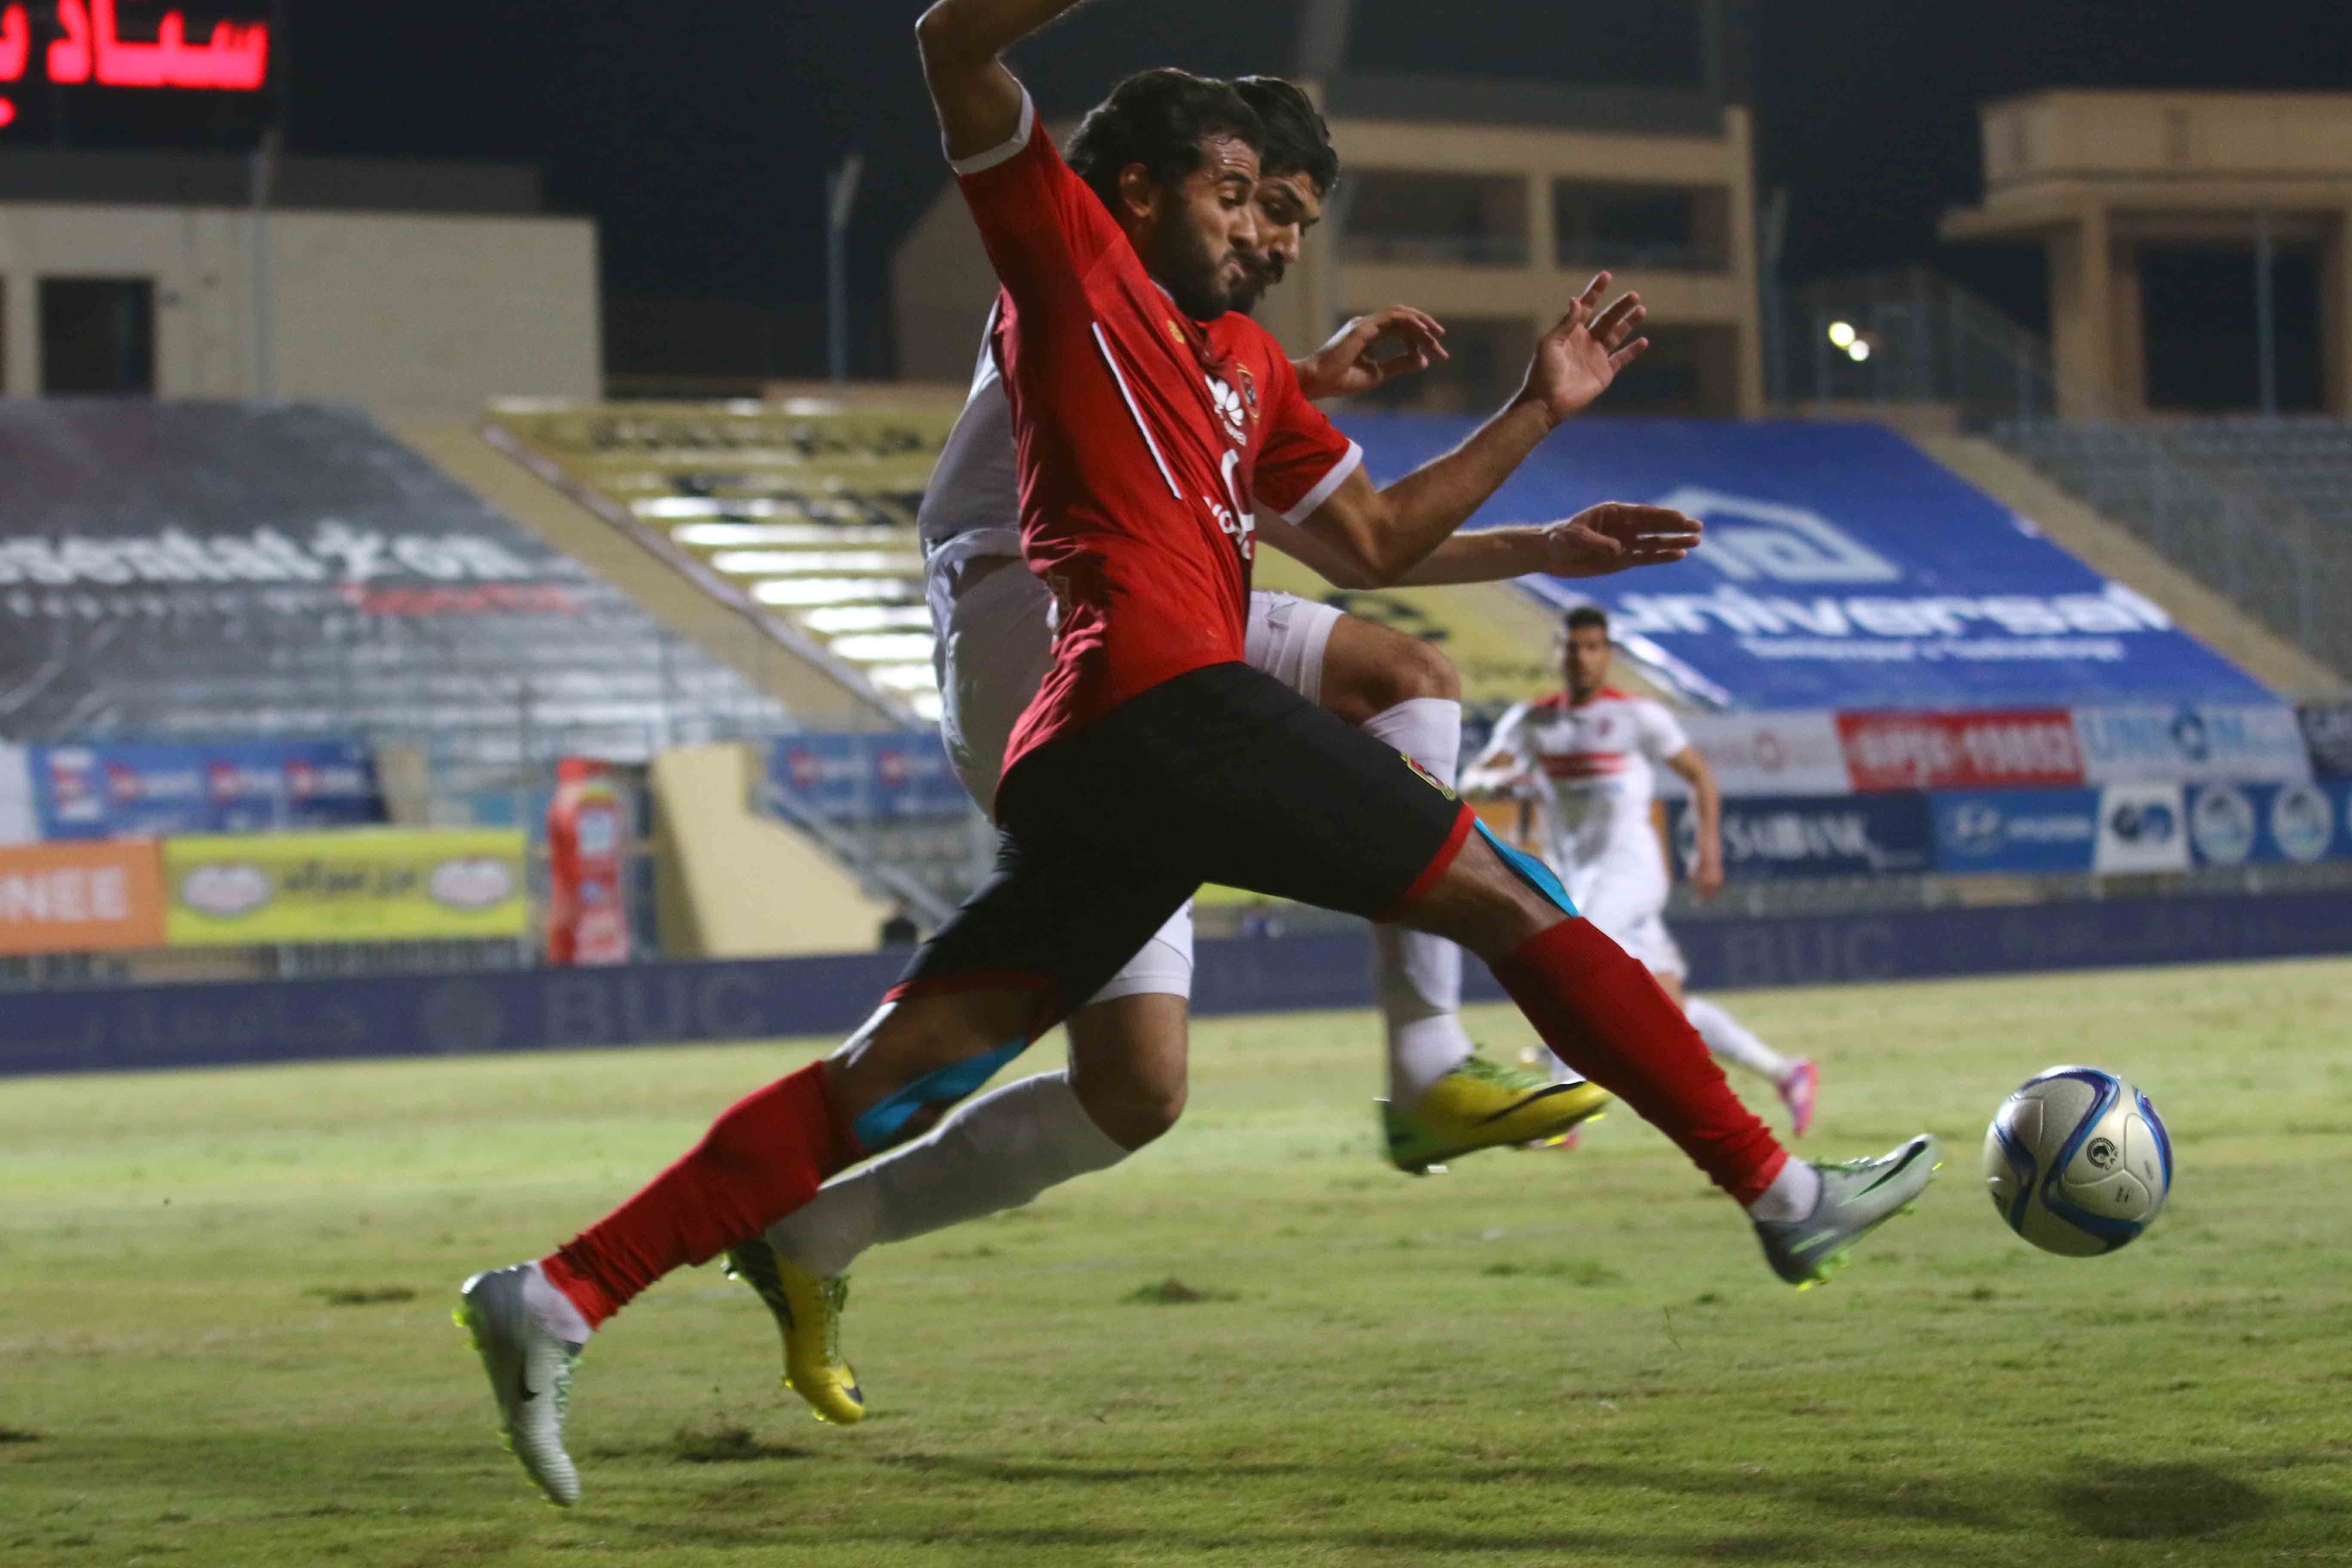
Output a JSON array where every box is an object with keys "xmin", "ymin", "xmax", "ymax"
[
  {"xmin": 1827, "ymin": 320, "xmax": 1858, "ymax": 350},
  {"xmin": 1847, "ymin": 340, "xmax": 1872, "ymax": 363}
]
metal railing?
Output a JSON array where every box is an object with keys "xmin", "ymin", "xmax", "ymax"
[
  {"xmin": 1989, "ymin": 419, "xmax": 2352, "ymax": 680},
  {"xmin": 1771, "ymin": 266, "xmax": 2061, "ymax": 424}
]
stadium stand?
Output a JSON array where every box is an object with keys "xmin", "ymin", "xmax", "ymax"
[
  {"xmin": 0, "ymin": 401, "xmax": 923, "ymax": 973},
  {"xmin": 1991, "ymin": 418, "xmax": 2352, "ymax": 683},
  {"xmin": 481, "ymin": 393, "xmax": 968, "ymax": 725}
]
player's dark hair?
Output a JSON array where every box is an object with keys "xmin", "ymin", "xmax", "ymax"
[
  {"xmin": 1565, "ymin": 605, "xmax": 1611, "ymax": 635},
  {"xmin": 1066, "ymin": 68, "xmax": 1265, "ymax": 214},
  {"xmin": 1230, "ymin": 76, "xmax": 1339, "ymax": 195}
]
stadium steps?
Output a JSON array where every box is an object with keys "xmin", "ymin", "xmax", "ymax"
[
  {"xmin": 1920, "ymin": 435, "xmax": 2352, "ymax": 698},
  {"xmin": 391, "ymin": 417, "xmax": 900, "ymax": 727},
  {"xmin": 1979, "ymin": 420, "xmax": 2352, "ymax": 688}
]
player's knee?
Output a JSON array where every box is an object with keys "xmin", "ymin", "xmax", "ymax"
[
  {"xmin": 1354, "ymin": 636, "xmax": 1457, "ymax": 711},
  {"xmin": 1078, "ymin": 1074, "xmax": 1185, "ymax": 1150}
]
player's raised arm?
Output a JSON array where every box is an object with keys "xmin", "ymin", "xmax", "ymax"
[
  {"xmin": 1275, "ymin": 273, "xmax": 1648, "ymax": 586},
  {"xmin": 914, "ymin": 0, "xmax": 1090, "ymax": 160}
]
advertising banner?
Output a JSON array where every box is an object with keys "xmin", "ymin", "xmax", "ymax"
[
  {"xmin": 2072, "ymin": 704, "xmax": 2312, "ymax": 783},
  {"xmin": 1836, "ymin": 709, "xmax": 2085, "ymax": 791},
  {"xmin": 2296, "ymin": 702, "xmax": 2352, "ymax": 777},
  {"xmin": 0, "ymin": 744, "xmax": 34, "ymax": 844},
  {"xmin": 163, "ymin": 829, "xmax": 528, "ymax": 946},
  {"xmin": 2186, "ymin": 780, "xmax": 2352, "ymax": 866},
  {"xmin": 31, "ymin": 738, "xmax": 382, "ymax": 841},
  {"xmin": 1335, "ymin": 416, "xmax": 2272, "ymax": 707},
  {"xmin": 767, "ymin": 732, "xmax": 967, "ymax": 821},
  {"xmin": 1677, "ymin": 712, "xmax": 1855, "ymax": 796},
  {"xmin": 1930, "ymin": 789, "xmax": 2101, "ymax": 874},
  {"xmin": 1669, "ymin": 793, "xmax": 1934, "ymax": 879},
  {"xmin": 0, "ymin": 840, "xmax": 168, "ymax": 954},
  {"xmin": 2092, "ymin": 782, "xmax": 2192, "ymax": 873}
]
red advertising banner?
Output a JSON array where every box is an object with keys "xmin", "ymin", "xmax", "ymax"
[
  {"xmin": 1836, "ymin": 710, "xmax": 2086, "ymax": 792},
  {"xmin": 0, "ymin": 839, "xmax": 166, "ymax": 953}
]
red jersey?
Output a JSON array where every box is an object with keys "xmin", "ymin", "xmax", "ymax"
[{"xmin": 951, "ymin": 91, "xmax": 1361, "ymax": 773}]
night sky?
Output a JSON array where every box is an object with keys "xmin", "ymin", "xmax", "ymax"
[{"xmin": 15, "ymin": 0, "xmax": 2352, "ymax": 377}]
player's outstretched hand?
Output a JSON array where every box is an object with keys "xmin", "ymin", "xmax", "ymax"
[
  {"xmin": 1295, "ymin": 305, "xmax": 1449, "ymax": 401},
  {"xmin": 1536, "ymin": 502, "xmax": 1701, "ymax": 577},
  {"xmin": 1517, "ymin": 272, "xmax": 1648, "ymax": 426}
]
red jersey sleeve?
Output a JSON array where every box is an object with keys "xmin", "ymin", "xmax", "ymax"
[
  {"xmin": 949, "ymin": 89, "xmax": 1125, "ymax": 311},
  {"xmin": 1251, "ymin": 351, "xmax": 1364, "ymax": 524}
]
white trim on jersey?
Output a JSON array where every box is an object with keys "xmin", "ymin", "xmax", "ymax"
[
  {"xmin": 1090, "ymin": 322, "xmax": 1185, "ymax": 501},
  {"xmin": 946, "ymin": 90, "xmax": 1037, "ymax": 176},
  {"xmin": 1280, "ymin": 440, "xmax": 1363, "ymax": 524}
]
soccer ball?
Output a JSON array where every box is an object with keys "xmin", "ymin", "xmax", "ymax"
[{"xmin": 1981, "ymin": 1066, "xmax": 2172, "ymax": 1256}]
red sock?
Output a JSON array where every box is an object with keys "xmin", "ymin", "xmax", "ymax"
[
  {"xmin": 540, "ymin": 1061, "xmax": 853, "ymax": 1328},
  {"xmin": 1490, "ymin": 918, "xmax": 1787, "ymax": 1205}
]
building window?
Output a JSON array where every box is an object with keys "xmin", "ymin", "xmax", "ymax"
[
  {"xmin": 1553, "ymin": 181, "xmax": 1728, "ymax": 273},
  {"xmin": 1347, "ymin": 315, "xmax": 1536, "ymax": 413},
  {"xmin": 41, "ymin": 278, "xmax": 156, "ymax": 395},
  {"xmin": 1589, "ymin": 325, "xmax": 1740, "ymax": 416},
  {"xmin": 1339, "ymin": 172, "xmax": 1528, "ymax": 268}
]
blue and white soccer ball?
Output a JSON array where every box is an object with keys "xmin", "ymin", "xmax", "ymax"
[{"xmin": 1982, "ymin": 1066, "xmax": 2173, "ymax": 1256}]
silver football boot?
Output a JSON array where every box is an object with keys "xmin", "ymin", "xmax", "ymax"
[
  {"xmin": 1754, "ymin": 1134, "xmax": 1940, "ymax": 1287},
  {"xmin": 456, "ymin": 1265, "xmax": 586, "ymax": 1506}
]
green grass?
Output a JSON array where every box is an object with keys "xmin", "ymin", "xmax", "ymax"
[{"xmin": 4, "ymin": 956, "xmax": 2350, "ymax": 1566}]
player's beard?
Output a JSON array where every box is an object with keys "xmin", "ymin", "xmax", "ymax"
[
  {"xmin": 1147, "ymin": 213, "xmax": 1242, "ymax": 320},
  {"xmin": 1229, "ymin": 252, "xmax": 1284, "ymax": 316}
]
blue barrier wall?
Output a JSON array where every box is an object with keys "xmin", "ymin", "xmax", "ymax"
[{"xmin": 6, "ymin": 891, "xmax": 2349, "ymax": 1078}]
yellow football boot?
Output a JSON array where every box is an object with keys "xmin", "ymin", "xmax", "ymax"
[
  {"xmin": 721, "ymin": 1238, "xmax": 865, "ymax": 1425},
  {"xmin": 1381, "ymin": 1051, "xmax": 1611, "ymax": 1174}
]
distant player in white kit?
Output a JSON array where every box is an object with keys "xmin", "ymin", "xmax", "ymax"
[{"xmin": 1465, "ymin": 604, "xmax": 1819, "ymax": 1134}]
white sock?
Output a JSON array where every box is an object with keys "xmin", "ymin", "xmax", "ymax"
[
  {"xmin": 1685, "ymin": 994, "xmax": 1795, "ymax": 1084},
  {"xmin": 520, "ymin": 1259, "xmax": 594, "ymax": 1344},
  {"xmin": 1745, "ymin": 1157, "xmax": 1822, "ymax": 1224},
  {"xmin": 765, "ymin": 1070, "xmax": 1128, "ymax": 1278},
  {"xmin": 1359, "ymin": 696, "xmax": 1476, "ymax": 1103}
]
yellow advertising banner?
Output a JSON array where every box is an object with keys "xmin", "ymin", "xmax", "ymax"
[{"xmin": 163, "ymin": 829, "xmax": 529, "ymax": 946}]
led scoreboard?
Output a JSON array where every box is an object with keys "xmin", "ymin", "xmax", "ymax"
[{"xmin": 1, "ymin": 0, "xmax": 271, "ymax": 132}]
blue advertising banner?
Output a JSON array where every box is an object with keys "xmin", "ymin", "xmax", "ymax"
[
  {"xmin": 1668, "ymin": 793, "xmax": 1934, "ymax": 879},
  {"xmin": 9, "ymin": 891, "xmax": 2351, "ymax": 1078},
  {"xmin": 766, "ymin": 732, "xmax": 968, "ymax": 821},
  {"xmin": 29, "ymin": 739, "xmax": 382, "ymax": 840},
  {"xmin": 1930, "ymin": 788, "xmax": 2102, "ymax": 874},
  {"xmin": 2185, "ymin": 780, "xmax": 2352, "ymax": 867},
  {"xmin": 1335, "ymin": 416, "xmax": 2273, "ymax": 709}
]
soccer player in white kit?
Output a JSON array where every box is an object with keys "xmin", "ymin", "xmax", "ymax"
[
  {"xmin": 1465, "ymin": 604, "xmax": 1820, "ymax": 1134},
  {"xmin": 724, "ymin": 78, "xmax": 1700, "ymax": 1425}
]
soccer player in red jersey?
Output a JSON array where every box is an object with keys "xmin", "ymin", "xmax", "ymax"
[{"xmin": 456, "ymin": 0, "xmax": 1936, "ymax": 1507}]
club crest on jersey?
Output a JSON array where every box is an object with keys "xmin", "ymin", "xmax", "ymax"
[
  {"xmin": 1205, "ymin": 373, "xmax": 1249, "ymax": 445},
  {"xmin": 1234, "ymin": 363, "xmax": 1259, "ymax": 416},
  {"xmin": 1401, "ymin": 752, "xmax": 1458, "ymax": 800}
]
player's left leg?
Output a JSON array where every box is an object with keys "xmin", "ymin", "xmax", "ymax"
[{"xmin": 1250, "ymin": 593, "xmax": 1607, "ymax": 1170}]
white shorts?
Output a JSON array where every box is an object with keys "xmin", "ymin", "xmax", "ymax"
[
  {"xmin": 1564, "ymin": 844, "xmax": 1686, "ymax": 982},
  {"xmin": 927, "ymin": 551, "xmax": 1343, "ymax": 1005}
]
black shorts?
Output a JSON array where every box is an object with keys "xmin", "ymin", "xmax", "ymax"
[{"xmin": 888, "ymin": 661, "xmax": 1473, "ymax": 1033}]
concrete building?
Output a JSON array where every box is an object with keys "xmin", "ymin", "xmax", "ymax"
[
  {"xmin": 891, "ymin": 0, "xmax": 1764, "ymax": 416},
  {"xmin": 1942, "ymin": 91, "xmax": 2352, "ymax": 419},
  {"xmin": 0, "ymin": 152, "xmax": 598, "ymax": 415}
]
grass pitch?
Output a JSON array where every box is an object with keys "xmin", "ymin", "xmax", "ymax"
[{"xmin": 4, "ymin": 957, "xmax": 2350, "ymax": 1566}]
